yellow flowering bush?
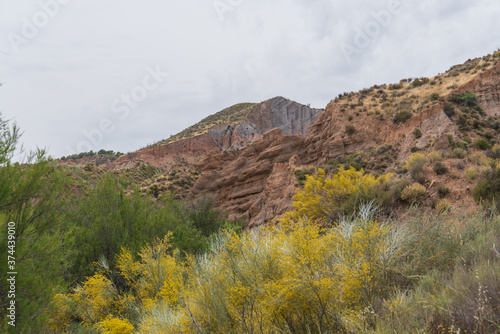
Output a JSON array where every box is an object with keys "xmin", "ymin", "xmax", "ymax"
[
  {"xmin": 283, "ymin": 167, "xmax": 393, "ymax": 224},
  {"xmin": 50, "ymin": 208, "xmax": 406, "ymax": 333},
  {"xmin": 138, "ymin": 205, "xmax": 404, "ymax": 333},
  {"xmin": 401, "ymin": 183, "xmax": 426, "ymax": 203}
]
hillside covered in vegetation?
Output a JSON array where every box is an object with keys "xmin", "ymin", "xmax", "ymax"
[{"xmin": 2, "ymin": 51, "xmax": 500, "ymax": 333}]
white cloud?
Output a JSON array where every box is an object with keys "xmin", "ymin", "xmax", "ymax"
[{"xmin": 0, "ymin": 0, "xmax": 499, "ymax": 157}]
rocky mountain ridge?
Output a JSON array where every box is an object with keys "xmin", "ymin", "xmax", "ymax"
[
  {"xmin": 105, "ymin": 96, "xmax": 323, "ymax": 170},
  {"xmin": 64, "ymin": 52, "xmax": 500, "ymax": 227},
  {"xmin": 192, "ymin": 58, "xmax": 500, "ymax": 226}
]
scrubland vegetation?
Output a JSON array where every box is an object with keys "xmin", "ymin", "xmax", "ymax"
[
  {"xmin": 47, "ymin": 132, "xmax": 500, "ymax": 334},
  {"xmin": 1, "ymin": 66, "xmax": 500, "ymax": 332},
  {"xmin": 46, "ymin": 158, "xmax": 500, "ymax": 333},
  {"xmin": 48, "ymin": 191, "xmax": 500, "ymax": 333}
]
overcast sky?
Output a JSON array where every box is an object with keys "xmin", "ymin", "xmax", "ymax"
[{"xmin": 0, "ymin": 0, "xmax": 499, "ymax": 158}]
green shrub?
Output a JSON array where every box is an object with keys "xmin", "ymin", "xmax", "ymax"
[
  {"xmin": 412, "ymin": 78, "xmax": 429, "ymax": 87},
  {"xmin": 461, "ymin": 92, "xmax": 479, "ymax": 108},
  {"xmin": 465, "ymin": 167, "xmax": 478, "ymax": 181},
  {"xmin": 455, "ymin": 159, "xmax": 466, "ymax": 169},
  {"xmin": 70, "ymin": 176, "xmax": 243, "ymax": 280},
  {"xmin": 435, "ymin": 198, "xmax": 451, "ymax": 213},
  {"xmin": 443, "ymin": 103, "xmax": 455, "ymax": 117},
  {"xmin": 474, "ymin": 138, "xmax": 491, "ymax": 150},
  {"xmin": 294, "ymin": 167, "xmax": 315, "ymax": 186},
  {"xmin": 454, "ymin": 140, "xmax": 468, "ymax": 150},
  {"xmin": 437, "ymin": 183, "xmax": 450, "ymax": 197},
  {"xmin": 430, "ymin": 93, "xmax": 440, "ymax": 101},
  {"xmin": 433, "ymin": 161, "xmax": 448, "ymax": 175},
  {"xmin": 401, "ymin": 183, "xmax": 426, "ymax": 203},
  {"xmin": 428, "ymin": 150, "xmax": 442, "ymax": 163},
  {"xmin": 393, "ymin": 110, "xmax": 413, "ymax": 123},
  {"xmin": 405, "ymin": 153, "xmax": 427, "ymax": 182},
  {"xmin": 452, "ymin": 147, "xmax": 468, "ymax": 159},
  {"xmin": 472, "ymin": 167, "xmax": 500, "ymax": 210},
  {"xmin": 389, "ymin": 83, "xmax": 403, "ymax": 90},
  {"xmin": 345, "ymin": 124, "xmax": 356, "ymax": 135},
  {"xmin": 490, "ymin": 144, "xmax": 500, "ymax": 159},
  {"xmin": 413, "ymin": 128, "xmax": 422, "ymax": 139},
  {"xmin": 450, "ymin": 92, "xmax": 479, "ymax": 108}
]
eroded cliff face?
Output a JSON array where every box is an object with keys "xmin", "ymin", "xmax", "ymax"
[
  {"xmin": 455, "ymin": 62, "xmax": 500, "ymax": 117},
  {"xmin": 246, "ymin": 97, "xmax": 322, "ymax": 136},
  {"xmin": 106, "ymin": 96, "xmax": 323, "ymax": 170},
  {"xmin": 191, "ymin": 129, "xmax": 306, "ymax": 227},
  {"xmin": 303, "ymin": 102, "xmax": 459, "ymax": 165},
  {"xmin": 190, "ymin": 102, "xmax": 461, "ymax": 227}
]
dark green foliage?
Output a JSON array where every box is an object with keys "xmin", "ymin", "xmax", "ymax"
[
  {"xmin": 411, "ymin": 77, "xmax": 429, "ymax": 87},
  {"xmin": 460, "ymin": 92, "xmax": 479, "ymax": 108},
  {"xmin": 186, "ymin": 196, "xmax": 245, "ymax": 237},
  {"xmin": 393, "ymin": 110, "xmax": 413, "ymax": 123},
  {"xmin": 491, "ymin": 118, "xmax": 500, "ymax": 131},
  {"xmin": 443, "ymin": 103, "xmax": 455, "ymax": 117},
  {"xmin": 437, "ymin": 183, "xmax": 450, "ymax": 197},
  {"xmin": 388, "ymin": 83, "xmax": 403, "ymax": 90},
  {"xmin": 413, "ymin": 128, "xmax": 422, "ymax": 139},
  {"xmin": 474, "ymin": 138, "xmax": 491, "ymax": 150},
  {"xmin": 0, "ymin": 108, "xmax": 244, "ymax": 332},
  {"xmin": 376, "ymin": 144, "xmax": 393, "ymax": 155},
  {"xmin": 450, "ymin": 92, "xmax": 478, "ymax": 108},
  {"xmin": 0, "ymin": 114, "xmax": 69, "ymax": 332},
  {"xmin": 294, "ymin": 167, "xmax": 315, "ymax": 186},
  {"xmin": 60, "ymin": 149, "xmax": 123, "ymax": 161},
  {"xmin": 433, "ymin": 161, "xmax": 448, "ymax": 175},
  {"xmin": 328, "ymin": 151, "xmax": 367, "ymax": 171},
  {"xmin": 70, "ymin": 176, "xmax": 243, "ymax": 280},
  {"xmin": 456, "ymin": 113, "xmax": 468, "ymax": 130},
  {"xmin": 430, "ymin": 93, "xmax": 440, "ymax": 101},
  {"xmin": 345, "ymin": 124, "xmax": 356, "ymax": 135},
  {"xmin": 450, "ymin": 92, "xmax": 483, "ymax": 131},
  {"xmin": 472, "ymin": 167, "xmax": 500, "ymax": 211}
]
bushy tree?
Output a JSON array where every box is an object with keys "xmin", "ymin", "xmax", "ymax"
[{"xmin": 0, "ymin": 114, "xmax": 69, "ymax": 332}]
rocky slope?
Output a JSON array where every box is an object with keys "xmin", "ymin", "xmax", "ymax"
[
  {"xmin": 95, "ymin": 53, "xmax": 500, "ymax": 228},
  {"xmin": 191, "ymin": 57, "xmax": 500, "ymax": 227},
  {"xmin": 105, "ymin": 96, "xmax": 323, "ymax": 170},
  {"xmin": 191, "ymin": 102, "xmax": 461, "ymax": 227}
]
